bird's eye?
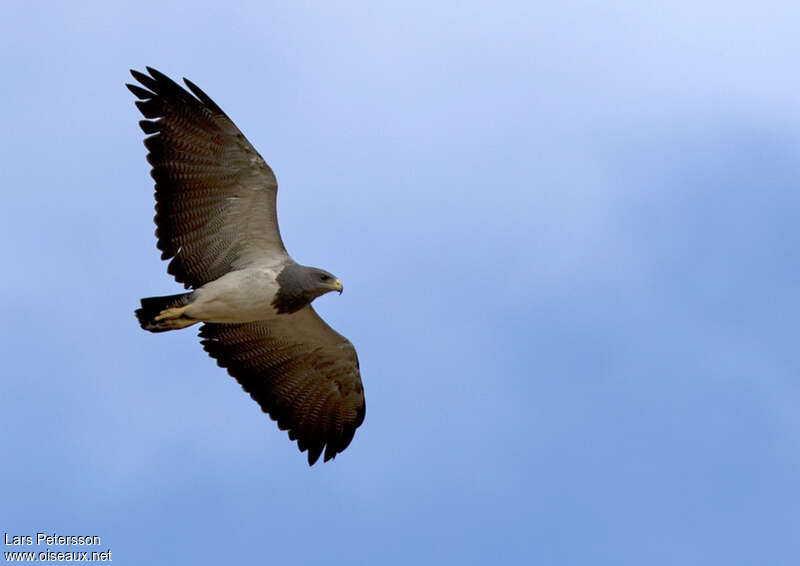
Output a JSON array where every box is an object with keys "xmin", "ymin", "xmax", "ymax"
[{"xmin": 320, "ymin": 274, "xmax": 330, "ymax": 281}]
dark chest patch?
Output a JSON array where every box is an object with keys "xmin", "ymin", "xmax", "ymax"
[
  {"xmin": 272, "ymin": 265, "xmax": 316, "ymax": 314},
  {"xmin": 272, "ymin": 289, "xmax": 316, "ymax": 314}
]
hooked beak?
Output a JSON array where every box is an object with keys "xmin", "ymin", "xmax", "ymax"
[{"xmin": 333, "ymin": 278, "xmax": 343, "ymax": 295}]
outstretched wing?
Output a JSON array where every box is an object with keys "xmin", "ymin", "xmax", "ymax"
[
  {"xmin": 127, "ymin": 67, "xmax": 288, "ymax": 289},
  {"xmin": 199, "ymin": 307, "xmax": 366, "ymax": 465}
]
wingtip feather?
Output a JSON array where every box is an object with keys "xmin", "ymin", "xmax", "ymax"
[{"xmin": 183, "ymin": 76, "xmax": 225, "ymax": 114}]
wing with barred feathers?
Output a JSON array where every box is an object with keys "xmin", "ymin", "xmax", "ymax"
[
  {"xmin": 199, "ymin": 306, "xmax": 365, "ymax": 465},
  {"xmin": 127, "ymin": 67, "xmax": 288, "ymax": 289}
]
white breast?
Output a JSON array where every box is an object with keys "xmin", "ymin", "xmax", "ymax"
[{"xmin": 185, "ymin": 267, "xmax": 282, "ymax": 323}]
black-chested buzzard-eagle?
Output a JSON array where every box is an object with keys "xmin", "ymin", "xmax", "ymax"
[{"xmin": 128, "ymin": 67, "xmax": 365, "ymax": 465}]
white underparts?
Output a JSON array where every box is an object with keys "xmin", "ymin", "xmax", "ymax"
[{"xmin": 184, "ymin": 266, "xmax": 282, "ymax": 323}]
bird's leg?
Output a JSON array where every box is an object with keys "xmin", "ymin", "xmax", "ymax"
[{"xmin": 154, "ymin": 305, "xmax": 190, "ymax": 321}]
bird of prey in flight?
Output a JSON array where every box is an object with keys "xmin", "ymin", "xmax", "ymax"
[{"xmin": 127, "ymin": 67, "xmax": 365, "ymax": 465}]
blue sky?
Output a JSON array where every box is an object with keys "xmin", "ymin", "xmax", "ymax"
[{"xmin": 2, "ymin": 1, "xmax": 799, "ymax": 564}]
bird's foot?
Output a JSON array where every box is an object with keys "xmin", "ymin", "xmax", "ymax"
[{"xmin": 154, "ymin": 305, "xmax": 189, "ymax": 321}]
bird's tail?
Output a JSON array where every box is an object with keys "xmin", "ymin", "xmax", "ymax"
[{"xmin": 135, "ymin": 292, "xmax": 197, "ymax": 332}]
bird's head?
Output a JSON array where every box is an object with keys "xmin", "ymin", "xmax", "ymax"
[
  {"xmin": 310, "ymin": 268, "xmax": 343, "ymax": 297},
  {"xmin": 273, "ymin": 264, "xmax": 343, "ymax": 314}
]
